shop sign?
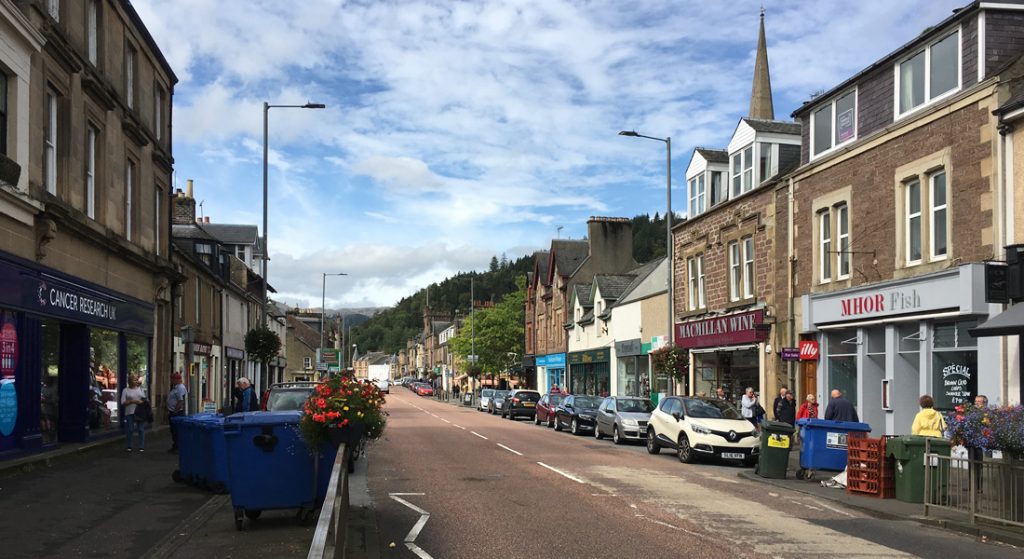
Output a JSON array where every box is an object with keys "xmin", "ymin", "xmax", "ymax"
[
  {"xmin": 568, "ymin": 349, "xmax": 609, "ymax": 365},
  {"xmin": 933, "ymin": 352, "xmax": 978, "ymax": 410},
  {"xmin": 192, "ymin": 342, "xmax": 212, "ymax": 356},
  {"xmin": 615, "ymin": 339, "xmax": 642, "ymax": 357},
  {"xmin": 225, "ymin": 347, "xmax": 245, "ymax": 360},
  {"xmin": 0, "ymin": 312, "xmax": 17, "ymax": 378},
  {"xmin": 780, "ymin": 347, "xmax": 800, "ymax": 361},
  {"xmin": 984, "ymin": 262, "xmax": 1010, "ymax": 304},
  {"xmin": 799, "ymin": 340, "xmax": 820, "ymax": 361},
  {"xmin": 675, "ymin": 309, "xmax": 766, "ymax": 349},
  {"xmin": 536, "ymin": 353, "xmax": 566, "ymax": 368},
  {"xmin": 808, "ymin": 270, "xmax": 961, "ymax": 325}
]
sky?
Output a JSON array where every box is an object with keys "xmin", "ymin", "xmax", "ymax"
[{"xmin": 133, "ymin": 0, "xmax": 965, "ymax": 309}]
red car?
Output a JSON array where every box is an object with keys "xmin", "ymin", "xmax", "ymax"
[
  {"xmin": 534, "ymin": 393, "xmax": 564, "ymax": 427},
  {"xmin": 415, "ymin": 383, "xmax": 434, "ymax": 397}
]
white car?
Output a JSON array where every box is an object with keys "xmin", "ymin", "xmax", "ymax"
[
  {"xmin": 374, "ymin": 378, "xmax": 389, "ymax": 394},
  {"xmin": 646, "ymin": 396, "xmax": 759, "ymax": 466},
  {"xmin": 478, "ymin": 388, "xmax": 495, "ymax": 411}
]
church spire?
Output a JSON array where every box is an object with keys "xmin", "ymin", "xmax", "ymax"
[{"xmin": 749, "ymin": 7, "xmax": 775, "ymax": 120}]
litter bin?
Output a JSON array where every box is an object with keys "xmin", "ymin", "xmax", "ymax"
[
  {"xmin": 197, "ymin": 415, "xmax": 229, "ymax": 493},
  {"xmin": 886, "ymin": 435, "xmax": 951, "ymax": 503},
  {"xmin": 172, "ymin": 413, "xmax": 218, "ymax": 485},
  {"xmin": 757, "ymin": 420, "xmax": 795, "ymax": 479},
  {"xmin": 796, "ymin": 418, "xmax": 872, "ymax": 480},
  {"xmin": 462, "ymin": 392, "xmax": 474, "ymax": 406},
  {"xmin": 223, "ymin": 411, "xmax": 322, "ymax": 530}
]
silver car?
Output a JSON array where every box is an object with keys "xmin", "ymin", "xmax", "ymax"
[
  {"xmin": 594, "ymin": 396, "xmax": 655, "ymax": 444},
  {"xmin": 478, "ymin": 388, "xmax": 495, "ymax": 411}
]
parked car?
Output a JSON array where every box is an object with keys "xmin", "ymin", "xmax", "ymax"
[
  {"xmin": 265, "ymin": 382, "xmax": 320, "ymax": 412},
  {"xmin": 478, "ymin": 388, "xmax": 496, "ymax": 412},
  {"xmin": 375, "ymin": 378, "xmax": 390, "ymax": 394},
  {"xmin": 534, "ymin": 393, "xmax": 564, "ymax": 427},
  {"xmin": 416, "ymin": 383, "xmax": 434, "ymax": 397},
  {"xmin": 488, "ymin": 390, "xmax": 510, "ymax": 414},
  {"xmin": 594, "ymin": 396, "xmax": 654, "ymax": 444},
  {"xmin": 646, "ymin": 396, "xmax": 759, "ymax": 466},
  {"xmin": 501, "ymin": 389, "xmax": 541, "ymax": 420},
  {"xmin": 554, "ymin": 395, "xmax": 602, "ymax": 435}
]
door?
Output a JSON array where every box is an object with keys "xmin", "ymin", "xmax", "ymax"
[
  {"xmin": 598, "ymin": 398, "xmax": 614, "ymax": 434},
  {"xmin": 800, "ymin": 361, "xmax": 817, "ymax": 402}
]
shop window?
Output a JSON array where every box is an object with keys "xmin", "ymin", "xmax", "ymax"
[
  {"xmin": 898, "ymin": 323, "xmax": 921, "ymax": 353},
  {"xmin": 0, "ymin": 73, "xmax": 7, "ymax": 156},
  {"xmin": 826, "ymin": 329, "xmax": 859, "ymax": 408},
  {"xmin": 90, "ymin": 329, "xmax": 120, "ymax": 434},
  {"xmin": 40, "ymin": 319, "xmax": 60, "ymax": 444},
  {"xmin": 126, "ymin": 335, "xmax": 149, "ymax": 391}
]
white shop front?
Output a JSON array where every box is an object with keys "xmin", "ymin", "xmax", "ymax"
[{"xmin": 802, "ymin": 264, "xmax": 999, "ymax": 435}]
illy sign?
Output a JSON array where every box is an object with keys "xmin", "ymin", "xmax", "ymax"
[{"xmin": 799, "ymin": 340, "xmax": 819, "ymax": 361}]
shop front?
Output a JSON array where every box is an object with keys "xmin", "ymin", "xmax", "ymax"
[
  {"xmin": 225, "ymin": 346, "xmax": 244, "ymax": 404},
  {"xmin": 677, "ymin": 309, "xmax": 768, "ymax": 404},
  {"xmin": 536, "ymin": 353, "xmax": 566, "ymax": 393},
  {"xmin": 802, "ymin": 264, "xmax": 995, "ymax": 435},
  {"xmin": 614, "ymin": 338, "xmax": 649, "ymax": 397},
  {"xmin": 568, "ymin": 348, "xmax": 610, "ymax": 396},
  {"xmin": 0, "ymin": 251, "xmax": 153, "ymax": 456}
]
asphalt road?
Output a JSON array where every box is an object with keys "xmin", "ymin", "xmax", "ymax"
[{"xmin": 368, "ymin": 390, "xmax": 1021, "ymax": 559}]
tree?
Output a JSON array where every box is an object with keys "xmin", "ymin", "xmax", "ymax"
[
  {"xmin": 449, "ymin": 278, "xmax": 526, "ymax": 381},
  {"xmin": 489, "ymin": 256, "xmax": 499, "ymax": 272},
  {"xmin": 245, "ymin": 326, "xmax": 282, "ymax": 367}
]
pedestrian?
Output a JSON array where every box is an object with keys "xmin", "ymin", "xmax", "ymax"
[
  {"xmin": 797, "ymin": 394, "xmax": 819, "ymax": 422},
  {"xmin": 233, "ymin": 378, "xmax": 259, "ymax": 413},
  {"xmin": 969, "ymin": 394, "xmax": 989, "ymax": 492},
  {"xmin": 166, "ymin": 371, "xmax": 186, "ymax": 453},
  {"xmin": 121, "ymin": 375, "xmax": 146, "ymax": 452},
  {"xmin": 453, "ymin": 384, "xmax": 460, "ymax": 400},
  {"xmin": 911, "ymin": 395, "xmax": 946, "ymax": 437},
  {"xmin": 824, "ymin": 389, "xmax": 859, "ymax": 422},
  {"xmin": 773, "ymin": 386, "xmax": 796, "ymax": 426},
  {"xmin": 741, "ymin": 387, "xmax": 759, "ymax": 427},
  {"xmin": 715, "ymin": 386, "xmax": 730, "ymax": 403}
]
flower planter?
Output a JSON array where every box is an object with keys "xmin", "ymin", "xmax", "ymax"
[{"xmin": 326, "ymin": 421, "xmax": 366, "ymax": 449}]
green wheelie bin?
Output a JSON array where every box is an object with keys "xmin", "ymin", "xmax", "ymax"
[
  {"xmin": 886, "ymin": 435, "xmax": 951, "ymax": 503},
  {"xmin": 757, "ymin": 420, "xmax": 796, "ymax": 479}
]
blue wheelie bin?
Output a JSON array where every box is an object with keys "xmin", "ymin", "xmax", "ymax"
[
  {"xmin": 223, "ymin": 411, "xmax": 322, "ymax": 530},
  {"xmin": 176, "ymin": 413, "xmax": 218, "ymax": 486},
  {"xmin": 795, "ymin": 418, "xmax": 871, "ymax": 480},
  {"xmin": 197, "ymin": 415, "xmax": 229, "ymax": 493}
]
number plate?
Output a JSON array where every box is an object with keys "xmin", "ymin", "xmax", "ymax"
[
  {"xmin": 524, "ymin": 402, "xmax": 535, "ymax": 407},
  {"xmin": 721, "ymin": 452, "xmax": 745, "ymax": 460}
]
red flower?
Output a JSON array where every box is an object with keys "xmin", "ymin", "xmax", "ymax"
[
  {"xmin": 326, "ymin": 411, "xmax": 340, "ymax": 420},
  {"xmin": 313, "ymin": 413, "xmax": 326, "ymax": 423},
  {"xmin": 317, "ymin": 398, "xmax": 327, "ymax": 408},
  {"xmin": 341, "ymin": 418, "xmax": 350, "ymax": 426}
]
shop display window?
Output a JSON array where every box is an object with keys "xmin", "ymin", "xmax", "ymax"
[
  {"xmin": 89, "ymin": 328, "xmax": 119, "ymax": 433},
  {"xmin": 39, "ymin": 320, "xmax": 60, "ymax": 444},
  {"xmin": 126, "ymin": 335, "xmax": 149, "ymax": 392},
  {"xmin": 826, "ymin": 329, "xmax": 859, "ymax": 407}
]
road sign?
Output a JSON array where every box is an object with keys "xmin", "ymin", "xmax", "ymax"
[{"xmin": 467, "ymin": 355, "xmax": 478, "ymax": 363}]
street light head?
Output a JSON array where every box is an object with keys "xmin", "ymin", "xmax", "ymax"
[
  {"xmin": 304, "ymin": 102, "xmax": 326, "ymax": 109},
  {"xmin": 618, "ymin": 130, "xmax": 639, "ymax": 137}
]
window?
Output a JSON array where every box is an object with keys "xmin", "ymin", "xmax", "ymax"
[
  {"xmin": 195, "ymin": 279, "xmax": 201, "ymax": 324},
  {"xmin": 837, "ymin": 204, "xmax": 850, "ymax": 279},
  {"xmin": 820, "ymin": 210, "xmax": 832, "ymax": 282},
  {"xmin": 930, "ymin": 171, "xmax": 947, "ymax": 260},
  {"xmin": 0, "ymin": 74, "xmax": 7, "ymax": 155},
  {"xmin": 731, "ymin": 145, "xmax": 754, "ymax": 197},
  {"xmin": 87, "ymin": 0, "xmax": 98, "ymax": 65},
  {"xmin": 687, "ymin": 257, "xmax": 698, "ymax": 311},
  {"xmin": 303, "ymin": 357, "xmax": 312, "ymax": 370},
  {"xmin": 742, "ymin": 236, "xmax": 754, "ymax": 299},
  {"xmin": 45, "ymin": 89, "xmax": 57, "ymax": 194},
  {"xmin": 710, "ymin": 171, "xmax": 726, "ymax": 206},
  {"xmin": 47, "ymin": 0, "xmax": 59, "ymax": 21},
  {"xmin": 125, "ymin": 160, "xmax": 134, "ymax": 241},
  {"xmin": 812, "ymin": 90, "xmax": 857, "ymax": 157},
  {"xmin": 897, "ymin": 30, "xmax": 960, "ymax": 116},
  {"xmin": 86, "ymin": 126, "xmax": 96, "ymax": 218},
  {"xmin": 125, "ymin": 45, "xmax": 136, "ymax": 110},
  {"xmin": 155, "ymin": 186, "xmax": 162, "ymax": 256},
  {"xmin": 729, "ymin": 241, "xmax": 740, "ymax": 301},
  {"xmin": 154, "ymin": 86, "xmax": 165, "ymax": 141},
  {"xmin": 758, "ymin": 142, "xmax": 775, "ymax": 183},
  {"xmin": 696, "ymin": 254, "xmax": 705, "ymax": 309},
  {"xmin": 906, "ymin": 179, "xmax": 922, "ymax": 264},
  {"xmin": 688, "ymin": 174, "xmax": 706, "ymax": 216}
]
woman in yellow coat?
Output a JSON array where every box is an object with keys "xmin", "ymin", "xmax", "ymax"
[{"xmin": 911, "ymin": 395, "xmax": 946, "ymax": 437}]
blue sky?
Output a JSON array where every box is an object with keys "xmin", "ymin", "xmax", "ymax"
[{"xmin": 134, "ymin": 0, "xmax": 964, "ymax": 308}]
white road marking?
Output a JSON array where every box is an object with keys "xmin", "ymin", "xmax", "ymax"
[
  {"xmin": 453, "ymin": 424, "xmax": 466, "ymax": 430},
  {"xmin": 471, "ymin": 431, "xmax": 489, "ymax": 440},
  {"xmin": 440, "ymin": 418, "xmax": 451, "ymax": 423},
  {"xmin": 536, "ymin": 462, "xmax": 585, "ymax": 484},
  {"xmin": 389, "ymin": 493, "xmax": 432, "ymax": 558},
  {"xmin": 634, "ymin": 514, "xmax": 705, "ymax": 538},
  {"xmin": 407, "ymin": 543, "xmax": 433, "ymax": 559},
  {"xmin": 809, "ymin": 498, "xmax": 855, "ymax": 517},
  {"xmin": 496, "ymin": 443, "xmax": 522, "ymax": 456},
  {"xmin": 389, "ymin": 493, "xmax": 426, "ymax": 496}
]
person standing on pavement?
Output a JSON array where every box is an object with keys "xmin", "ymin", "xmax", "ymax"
[
  {"xmin": 773, "ymin": 386, "xmax": 796, "ymax": 426},
  {"xmin": 233, "ymin": 378, "xmax": 259, "ymax": 413},
  {"xmin": 797, "ymin": 394, "xmax": 819, "ymax": 422},
  {"xmin": 824, "ymin": 389, "xmax": 859, "ymax": 422},
  {"xmin": 166, "ymin": 371, "xmax": 187, "ymax": 453},
  {"xmin": 121, "ymin": 375, "xmax": 146, "ymax": 452},
  {"xmin": 741, "ymin": 387, "xmax": 759, "ymax": 427},
  {"xmin": 969, "ymin": 394, "xmax": 989, "ymax": 492},
  {"xmin": 911, "ymin": 395, "xmax": 946, "ymax": 437}
]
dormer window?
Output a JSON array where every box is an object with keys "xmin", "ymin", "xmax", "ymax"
[
  {"xmin": 896, "ymin": 29, "xmax": 960, "ymax": 117},
  {"xmin": 688, "ymin": 174, "xmax": 706, "ymax": 216},
  {"xmin": 811, "ymin": 90, "xmax": 857, "ymax": 158},
  {"xmin": 731, "ymin": 145, "xmax": 753, "ymax": 197}
]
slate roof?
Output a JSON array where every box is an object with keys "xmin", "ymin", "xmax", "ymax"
[
  {"xmin": 551, "ymin": 240, "xmax": 588, "ymax": 276},
  {"xmin": 743, "ymin": 118, "xmax": 801, "ymax": 136},
  {"xmin": 574, "ymin": 282, "xmax": 593, "ymax": 308},
  {"xmin": 695, "ymin": 147, "xmax": 729, "ymax": 164},
  {"xmin": 577, "ymin": 310, "xmax": 595, "ymax": 325},
  {"xmin": 172, "ymin": 223, "xmax": 217, "ymax": 241},
  {"xmin": 534, "ymin": 250, "xmax": 551, "ymax": 286},
  {"xmin": 430, "ymin": 320, "xmax": 451, "ymax": 334},
  {"xmin": 286, "ymin": 315, "xmax": 321, "ymax": 350},
  {"xmin": 202, "ymin": 223, "xmax": 259, "ymax": 245},
  {"xmin": 594, "ymin": 273, "xmax": 638, "ymax": 301},
  {"xmin": 615, "ymin": 259, "xmax": 663, "ymax": 301}
]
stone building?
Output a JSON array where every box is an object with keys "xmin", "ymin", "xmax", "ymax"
[{"xmin": 0, "ymin": 0, "xmax": 175, "ymax": 455}]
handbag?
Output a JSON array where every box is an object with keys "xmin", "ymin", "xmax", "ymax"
[{"xmin": 753, "ymin": 402, "xmax": 766, "ymax": 417}]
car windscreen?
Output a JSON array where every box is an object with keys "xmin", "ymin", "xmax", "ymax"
[
  {"xmin": 572, "ymin": 396, "xmax": 601, "ymax": 408},
  {"xmin": 268, "ymin": 390, "xmax": 312, "ymax": 411},
  {"xmin": 481, "ymin": 389, "xmax": 495, "ymax": 397},
  {"xmin": 515, "ymin": 392, "xmax": 540, "ymax": 402},
  {"xmin": 493, "ymin": 391, "xmax": 509, "ymax": 398},
  {"xmin": 547, "ymin": 395, "xmax": 564, "ymax": 405},
  {"xmin": 616, "ymin": 399, "xmax": 654, "ymax": 413},
  {"xmin": 682, "ymin": 398, "xmax": 742, "ymax": 420}
]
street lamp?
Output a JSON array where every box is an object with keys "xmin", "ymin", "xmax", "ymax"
[
  {"xmin": 619, "ymin": 130, "xmax": 674, "ymax": 359},
  {"xmin": 320, "ymin": 272, "xmax": 347, "ymax": 369},
  {"xmin": 261, "ymin": 101, "xmax": 327, "ymax": 328}
]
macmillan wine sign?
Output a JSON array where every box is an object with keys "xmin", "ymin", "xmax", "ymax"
[{"xmin": 675, "ymin": 309, "xmax": 766, "ymax": 349}]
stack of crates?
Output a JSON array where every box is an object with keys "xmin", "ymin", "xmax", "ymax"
[{"xmin": 845, "ymin": 433, "xmax": 895, "ymax": 498}]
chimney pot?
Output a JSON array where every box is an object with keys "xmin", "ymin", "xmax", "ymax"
[
  {"xmin": 186, "ymin": 179, "xmax": 194, "ymax": 199},
  {"xmin": 205, "ymin": 216, "xmax": 210, "ymax": 224}
]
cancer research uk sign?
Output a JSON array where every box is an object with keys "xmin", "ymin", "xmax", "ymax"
[{"xmin": 675, "ymin": 310, "xmax": 766, "ymax": 349}]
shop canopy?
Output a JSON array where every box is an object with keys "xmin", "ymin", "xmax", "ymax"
[{"xmin": 969, "ymin": 303, "xmax": 1024, "ymax": 337}]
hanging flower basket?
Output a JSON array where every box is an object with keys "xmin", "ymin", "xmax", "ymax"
[
  {"xmin": 300, "ymin": 375, "xmax": 386, "ymax": 450},
  {"xmin": 650, "ymin": 346, "xmax": 689, "ymax": 383},
  {"xmin": 326, "ymin": 421, "xmax": 367, "ymax": 449},
  {"xmin": 946, "ymin": 404, "xmax": 1024, "ymax": 455}
]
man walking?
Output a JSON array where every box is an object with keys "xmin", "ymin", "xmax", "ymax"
[
  {"xmin": 166, "ymin": 371, "xmax": 187, "ymax": 453},
  {"xmin": 970, "ymin": 394, "xmax": 989, "ymax": 492},
  {"xmin": 773, "ymin": 386, "xmax": 796, "ymax": 426},
  {"xmin": 824, "ymin": 389, "xmax": 859, "ymax": 422}
]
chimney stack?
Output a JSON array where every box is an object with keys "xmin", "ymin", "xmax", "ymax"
[
  {"xmin": 186, "ymin": 179, "xmax": 194, "ymax": 199},
  {"xmin": 586, "ymin": 216, "xmax": 636, "ymax": 271},
  {"xmin": 204, "ymin": 216, "xmax": 210, "ymax": 224},
  {"xmin": 173, "ymin": 179, "xmax": 197, "ymax": 225}
]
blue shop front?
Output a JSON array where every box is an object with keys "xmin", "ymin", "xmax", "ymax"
[
  {"xmin": 535, "ymin": 353, "xmax": 566, "ymax": 394},
  {"xmin": 0, "ymin": 251, "xmax": 153, "ymax": 458}
]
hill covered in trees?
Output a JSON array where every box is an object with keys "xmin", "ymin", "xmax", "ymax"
[{"xmin": 348, "ymin": 212, "xmax": 676, "ymax": 354}]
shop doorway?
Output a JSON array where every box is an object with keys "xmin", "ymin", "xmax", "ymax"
[{"xmin": 800, "ymin": 360, "xmax": 817, "ymax": 402}]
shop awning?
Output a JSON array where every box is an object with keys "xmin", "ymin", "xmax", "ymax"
[{"xmin": 969, "ymin": 303, "xmax": 1024, "ymax": 337}]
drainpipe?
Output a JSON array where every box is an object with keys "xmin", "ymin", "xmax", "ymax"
[
  {"xmin": 998, "ymin": 119, "xmax": 1015, "ymax": 404},
  {"xmin": 787, "ymin": 177, "xmax": 797, "ymax": 393}
]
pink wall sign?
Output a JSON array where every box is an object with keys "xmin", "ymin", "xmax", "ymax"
[
  {"xmin": 0, "ymin": 313, "xmax": 17, "ymax": 378},
  {"xmin": 675, "ymin": 309, "xmax": 766, "ymax": 349}
]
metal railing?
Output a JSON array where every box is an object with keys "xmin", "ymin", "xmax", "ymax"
[
  {"xmin": 308, "ymin": 444, "xmax": 350, "ymax": 559},
  {"xmin": 924, "ymin": 441, "xmax": 1024, "ymax": 530}
]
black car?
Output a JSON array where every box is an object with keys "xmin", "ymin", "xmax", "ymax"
[
  {"xmin": 554, "ymin": 395, "xmax": 602, "ymax": 435},
  {"xmin": 500, "ymin": 390, "xmax": 541, "ymax": 420}
]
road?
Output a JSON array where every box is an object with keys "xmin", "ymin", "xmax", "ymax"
[{"xmin": 368, "ymin": 389, "xmax": 1020, "ymax": 559}]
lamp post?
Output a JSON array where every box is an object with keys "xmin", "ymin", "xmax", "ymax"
[
  {"xmin": 619, "ymin": 130, "xmax": 674, "ymax": 369},
  {"xmin": 261, "ymin": 101, "xmax": 326, "ymax": 328},
  {"xmin": 320, "ymin": 272, "xmax": 347, "ymax": 372}
]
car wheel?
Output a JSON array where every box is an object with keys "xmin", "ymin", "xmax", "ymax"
[
  {"xmin": 613, "ymin": 425, "xmax": 623, "ymax": 445},
  {"xmin": 554, "ymin": 416, "xmax": 563, "ymax": 431},
  {"xmin": 677, "ymin": 434, "xmax": 695, "ymax": 464},
  {"xmin": 570, "ymin": 418, "xmax": 580, "ymax": 436},
  {"xmin": 594, "ymin": 423, "xmax": 603, "ymax": 439},
  {"xmin": 646, "ymin": 428, "xmax": 660, "ymax": 455},
  {"xmin": 534, "ymin": 414, "xmax": 540, "ymax": 426}
]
